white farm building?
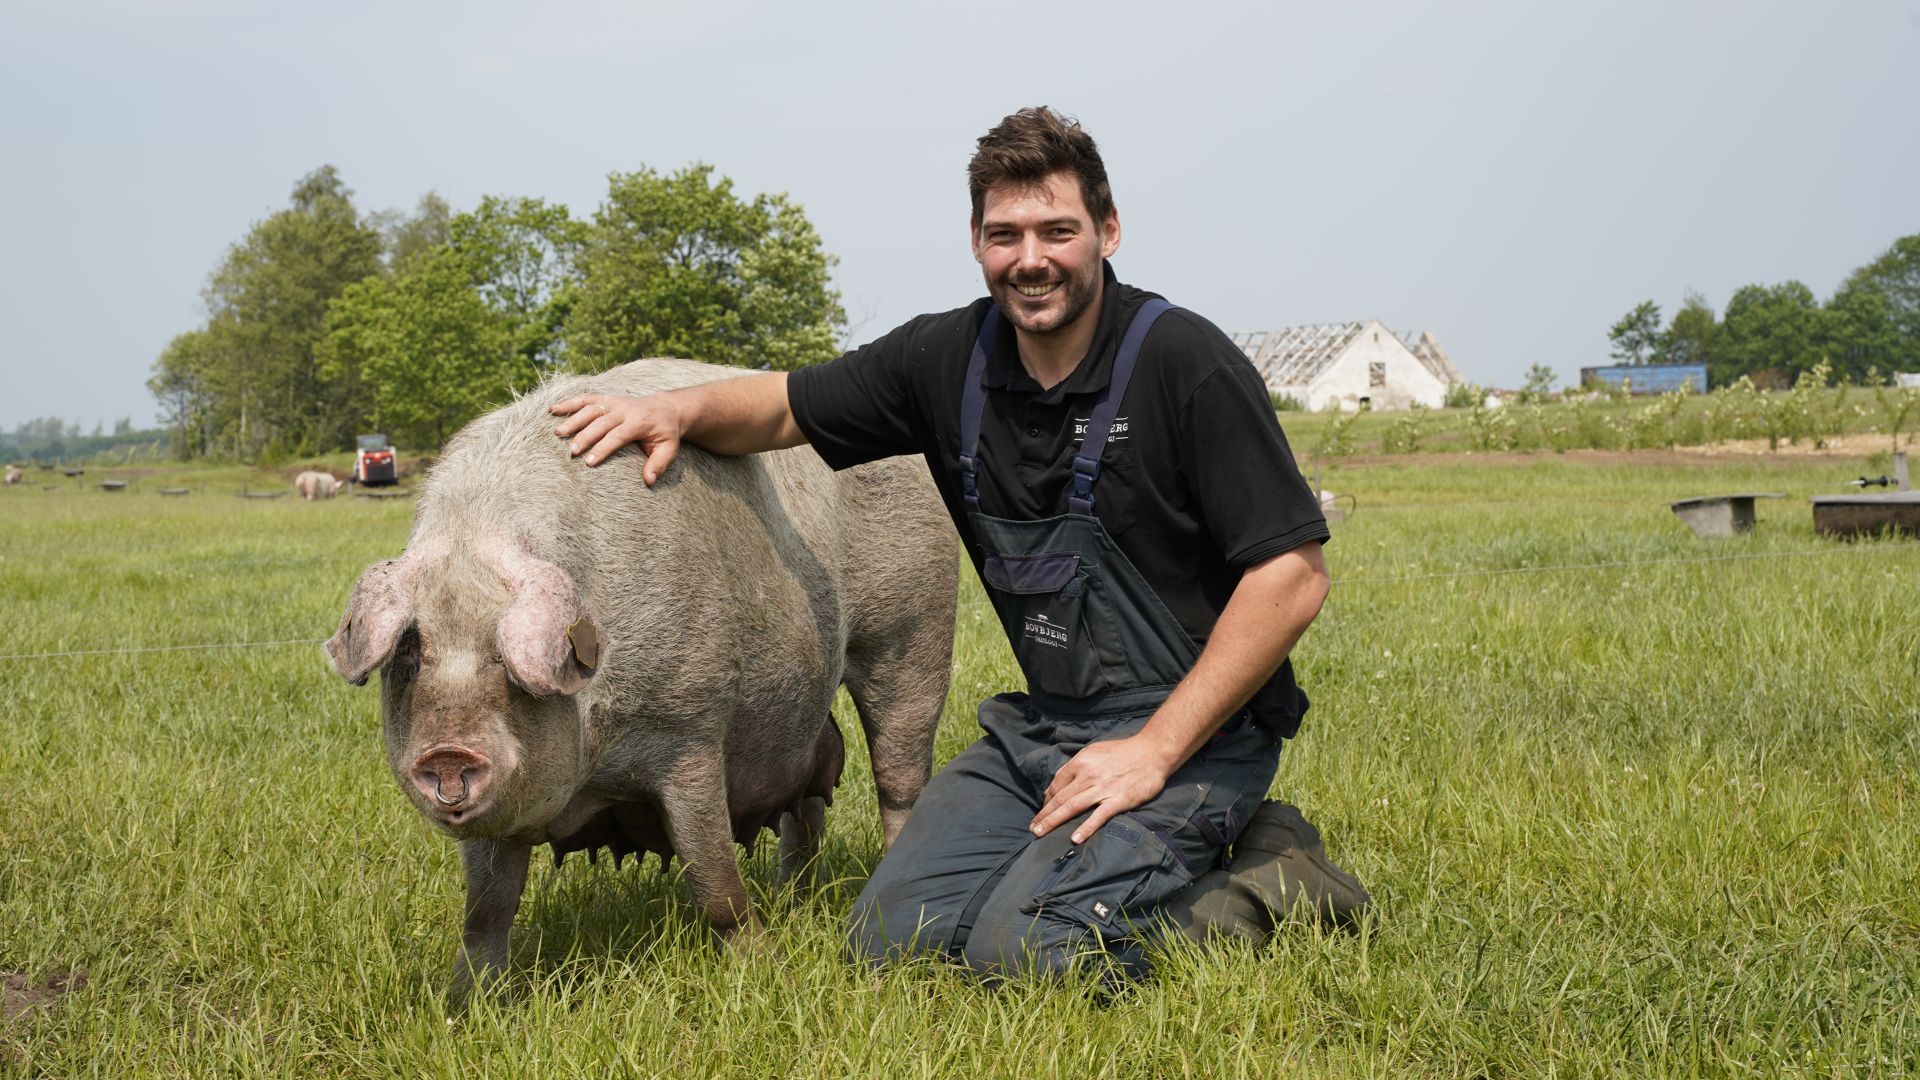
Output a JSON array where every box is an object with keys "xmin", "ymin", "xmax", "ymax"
[{"xmin": 1229, "ymin": 322, "xmax": 1464, "ymax": 411}]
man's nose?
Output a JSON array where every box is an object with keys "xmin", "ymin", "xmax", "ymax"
[{"xmin": 1015, "ymin": 233, "xmax": 1048, "ymax": 271}]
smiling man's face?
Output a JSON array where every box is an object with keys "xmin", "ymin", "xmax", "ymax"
[{"xmin": 972, "ymin": 170, "xmax": 1121, "ymax": 338}]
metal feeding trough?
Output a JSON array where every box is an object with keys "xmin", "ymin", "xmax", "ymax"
[
  {"xmin": 1812, "ymin": 452, "xmax": 1916, "ymax": 537},
  {"xmin": 1811, "ymin": 492, "xmax": 1920, "ymax": 537},
  {"xmin": 1670, "ymin": 493, "xmax": 1784, "ymax": 538}
]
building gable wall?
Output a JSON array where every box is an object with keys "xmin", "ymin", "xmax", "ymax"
[{"xmin": 1282, "ymin": 322, "xmax": 1447, "ymax": 409}]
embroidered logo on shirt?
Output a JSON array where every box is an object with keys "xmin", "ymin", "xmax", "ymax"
[
  {"xmin": 1072, "ymin": 416, "xmax": 1129, "ymax": 443},
  {"xmin": 1022, "ymin": 612, "xmax": 1071, "ymax": 649},
  {"xmin": 1092, "ymin": 901, "xmax": 1111, "ymax": 919}
]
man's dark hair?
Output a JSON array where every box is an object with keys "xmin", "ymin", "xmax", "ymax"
[{"xmin": 968, "ymin": 107, "xmax": 1114, "ymax": 229}]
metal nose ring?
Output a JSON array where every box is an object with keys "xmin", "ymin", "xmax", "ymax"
[{"xmin": 436, "ymin": 776, "xmax": 470, "ymax": 806}]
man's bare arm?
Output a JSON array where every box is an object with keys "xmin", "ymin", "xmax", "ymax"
[
  {"xmin": 1029, "ymin": 541, "xmax": 1330, "ymax": 844},
  {"xmin": 551, "ymin": 372, "xmax": 805, "ymax": 485}
]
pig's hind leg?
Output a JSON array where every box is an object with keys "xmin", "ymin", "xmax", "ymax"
[{"xmin": 843, "ymin": 615, "xmax": 954, "ymax": 850}]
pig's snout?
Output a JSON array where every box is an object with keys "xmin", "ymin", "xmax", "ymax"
[{"xmin": 411, "ymin": 746, "xmax": 493, "ymax": 820}]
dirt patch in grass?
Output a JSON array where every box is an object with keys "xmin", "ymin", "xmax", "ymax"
[
  {"xmin": 1683, "ymin": 434, "xmax": 1911, "ymax": 458},
  {"xmin": 2, "ymin": 970, "xmax": 89, "ymax": 1022}
]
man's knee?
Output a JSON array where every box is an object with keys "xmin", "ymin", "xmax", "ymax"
[
  {"xmin": 959, "ymin": 912, "xmax": 1150, "ymax": 982},
  {"xmin": 957, "ymin": 912, "xmax": 1084, "ymax": 979},
  {"xmin": 843, "ymin": 881, "xmax": 954, "ymax": 967}
]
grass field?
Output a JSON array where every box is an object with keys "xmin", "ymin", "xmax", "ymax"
[{"xmin": 2, "ymin": 446, "xmax": 1916, "ymax": 1078}]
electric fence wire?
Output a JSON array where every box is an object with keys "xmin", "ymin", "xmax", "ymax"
[
  {"xmin": 0, "ymin": 495, "xmax": 1870, "ymax": 562},
  {"xmin": 3, "ymin": 539, "xmax": 1913, "ymax": 663}
]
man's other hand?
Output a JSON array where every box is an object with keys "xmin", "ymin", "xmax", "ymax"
[
  {"xmin": 551, "ymin": 393, "xmax": 684, "ymax": 485},
  {"xmin": 1030, "ymin": 734, "xmax": 1178, "ymax": 845}
]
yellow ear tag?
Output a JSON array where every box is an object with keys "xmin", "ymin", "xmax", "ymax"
[{"xmin": 567, "ymin": 621, "xmax": 599, "ymax": 669}]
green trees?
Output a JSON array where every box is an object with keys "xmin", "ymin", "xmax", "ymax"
[
  {"xmin": 320, "ymin": 249, "xmax": 522, "ymax": 449},
  {"xmin": 144, "ymin": 168, "xmax": 384, "ymax": 459},
  {"xmin": 318, "ymin": 197, "xmax": 587, "ymax": 448},
  {"xmin": 1660, "ymin": 291, "xmax": 1720, "ymax": 370},
  {"xmin": 1607, "ymin": 301, "xmax": 1663, "ymax": 365},
  {"xmin": 148, "ymin": 330, "xmax": 220, "ymax": 459},
  {"xmin": 181, "ymin": 166, "xmax": 386, "ymax": 457},
  {"xmin": 1718, "ymin": 282, "xmax": 1825, "ymax": 388},
  {"xmin": 150, "ymin": 164, "xmax": 844, "ymax": 459},
  {"xmin": 1824, "ymin": 236, "xmax": 1920, "ymax": 382},
  {"xmin": 1607, "ymin": 233, "xmax": 1920, "ymax": 389},
  {"xmin": 448, "ymin": 196, "xmax": 587, "ymax": 375},
  {"xmin": 565, "ymin": 165, "xmax": 843, "ymax": 373}
]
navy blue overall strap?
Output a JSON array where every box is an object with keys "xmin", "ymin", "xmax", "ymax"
[
  {"xmin": 1069, "ymin": 298, "xmax": 1171, "ymax": 515},
  {"xmin": 957, "ymin": 298, "xmax": 1175, "ymax": 515},
  {"xmin": 958, "ymin": 307, "xmax": 1001, "ymax": 513}
]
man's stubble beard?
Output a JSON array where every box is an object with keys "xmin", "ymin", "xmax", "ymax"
[{"xmin": 991, "ymin": 261, "xmax": 1101, "ymax": 338}]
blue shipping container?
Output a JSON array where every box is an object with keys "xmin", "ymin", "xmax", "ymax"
[{"xmin": 1578, "ymin": 363, "xmax": 1707, "ymax": 394}]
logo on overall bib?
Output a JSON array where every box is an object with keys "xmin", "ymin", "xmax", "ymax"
[
  {"xmin": 1073, "ymin": 416, "xmax": 1129, "ymax": 443},
  {"xmin": 1022, "ymin": 612, "xmax": 1071, "ymax": 649}
]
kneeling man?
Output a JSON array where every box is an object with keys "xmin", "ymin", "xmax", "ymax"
[{"xmin": 554, "ymin": 107, "xmax": 1368, "ymax": 977}]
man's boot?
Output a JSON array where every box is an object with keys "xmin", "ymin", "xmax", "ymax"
[{"xmin": 1160, "ymin": 801, "xmax": 1371, "ymax": 944}]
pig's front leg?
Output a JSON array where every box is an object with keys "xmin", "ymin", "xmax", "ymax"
[
  {"xmin": 449, "ymin": 836, "xmax": 531, "ymax": 1009},
  {"xmin": 656, "ymin": 759, "xmax": 759, "ymax": 940}
]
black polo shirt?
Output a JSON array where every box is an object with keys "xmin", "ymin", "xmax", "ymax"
[{"xmin": 789, "ymin": 262, "xmax": 1328, "ymax": 653}]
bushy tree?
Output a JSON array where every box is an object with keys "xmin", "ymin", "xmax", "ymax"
[
  {"xmin": 449, "ymin": 196, "xmax": 587, "ymax": 374},
  {"xmin": 320, "ymin": 247, "xmax": 525, "ymax": 449},
  {"xmin": 1718, "ymin": 281, "xmax": 1825, "ymax": 388},
  {"xmin": 1607, "ymin": 301, "xmax": 1663, "ymax": 365},
  {"xmin": 319, "ymin": 195, "xmax": 599, "ymax": 450},
  {"xmin": 1826, "ymin": 235, "xmax": 1920, "ymax": 382},
  {"xmin": 565, "ymin": 165, "xmax": 844, "ymax": 372},
  {"xmin": 1846, "ymin": 235, "xmax": 1920, "ymax": 343},
  {"xmin": 1659, "ymin": 290, "xmax": 1720, "ymax": 371},
  {"xmin": 185, "ymin": 166, "xmax": 385, "ymax": 457},
  {"xmin": 379, "ymin": 191, "xmax": 454, "ymax": 274},
  {"xmin": 147, "ymin": 330, "xmax": 220, "ymax": 459}
]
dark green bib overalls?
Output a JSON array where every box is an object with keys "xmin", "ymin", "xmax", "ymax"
[{"xmin": 848, "ymin": 300, "xmax": 1285, "ymax": 978}]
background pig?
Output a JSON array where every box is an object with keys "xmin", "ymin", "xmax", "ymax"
[
  {"xmin": 296, "ymin": 470, "xmax": 345, "ymax": 499},
  {"xmin": 328, "ymin": 358, "xmax": 956, "ymax": 1004},
  {"xmin": 4, "ymin": 465, "xmax": 20, "ymax": 485}
]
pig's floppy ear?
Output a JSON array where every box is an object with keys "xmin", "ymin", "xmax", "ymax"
[
  {"xmin": 494, "ymin": 549, "xmax": 603, "ymax": 698},
  {"xmin": 327, "ymin": 556, "xmax": 420, "ymax": 685}
]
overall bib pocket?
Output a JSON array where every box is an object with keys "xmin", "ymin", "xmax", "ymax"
[{"xmin": 982, "ymin": 551, "xmax": 1110, "ymax": 699}]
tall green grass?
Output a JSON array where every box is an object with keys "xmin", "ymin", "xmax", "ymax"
[{"xmin": 1, "ymin": 451, "xmax": 1914, "ymax": 1077}]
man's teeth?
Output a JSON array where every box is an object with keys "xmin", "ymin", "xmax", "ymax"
[{"xmin": 1016, "ymin": 283, "xmax": 1058, "ymax": 297}]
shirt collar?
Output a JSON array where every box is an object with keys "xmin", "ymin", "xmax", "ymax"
[{"xmin": 982, "ymin": 261, "xmax": 1129, "ymax": 400}]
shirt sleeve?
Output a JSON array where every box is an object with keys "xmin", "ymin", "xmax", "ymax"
[
  {"xmin": 1177, "ymin": 347, "xmax": 1330, "ymax": 569},
  {"xmin": 786, "ymin": 319, "xmax": 928, "ymax": 472}
]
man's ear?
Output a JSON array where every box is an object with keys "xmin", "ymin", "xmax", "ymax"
[
  {"xmin": 1099, "ymin": 205, "xmax": 1121, "ymax": 259},
  {"xmin": 969, "ymin": 216, "xmax": 984, "ymax": 263}
]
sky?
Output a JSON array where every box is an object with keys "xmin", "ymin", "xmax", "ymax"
[{"xmin": 1, "ymin": 0, "xmax": 1916, "ymax": 432}]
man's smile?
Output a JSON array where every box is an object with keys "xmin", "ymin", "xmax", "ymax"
[{"xmin": 1014, "ymin": 282, "xmax": 1060, "ymax": 297}]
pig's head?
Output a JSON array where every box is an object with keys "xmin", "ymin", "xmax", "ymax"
[{"xmin": 327, "ymin": 540, "xmax": 607, "ymax": 838}]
